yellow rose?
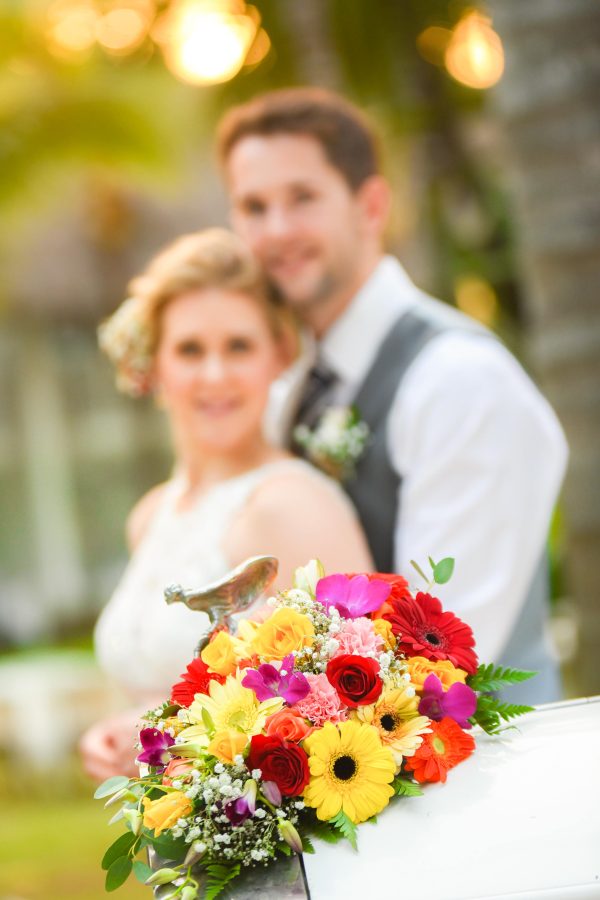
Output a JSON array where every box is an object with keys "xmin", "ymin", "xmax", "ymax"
[
  {"xmin": 201, "ymin": 630, "xmax": 238, "ymax": 676},
  {"xmin": 405, "ymin": 656, "xmax": 467, "ymax": 692},
  {"xmin": 373, "ymin": 618, "xmax": 396, "ymax": 650},
  {"xmin": 251, "ymin": 608, "xmax": 314, "ymax": 660},
  {"xmin": 142, "ymin": 791, "xmax": 192, "ymax": 836},
  {"xmin": 207, "ymin": 729, "xmax": 249, "ymax": 764}
]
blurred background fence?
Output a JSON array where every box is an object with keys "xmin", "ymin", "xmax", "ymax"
[{"xmin": 1, "ymin": 1, "xmax": 599, "ymax": 895}]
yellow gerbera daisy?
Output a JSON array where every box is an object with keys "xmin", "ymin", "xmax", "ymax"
[
  {"xmin": 303, "ymin": 720, "xmax": 396, "ymax": 824},
  {"xmin": 178, "ymin": 672, "xmax": 283, "ymax": 746},
  {"xmin": 353, "ymin": 686, "xmax": 431, "ymax": 768}
]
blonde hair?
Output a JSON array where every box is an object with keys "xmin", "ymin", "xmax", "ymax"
[{"xmin": 99, "ymin": 228, "xmax": 290, "ymax": 397}]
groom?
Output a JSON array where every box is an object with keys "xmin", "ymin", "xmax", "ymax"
[{"xmin": 217, "ymin": 88, "xmax": 568, "ymax": 703}]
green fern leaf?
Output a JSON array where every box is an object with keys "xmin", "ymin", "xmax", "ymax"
[
  {"xmin": 301, "ymin": 834, "xmax": 316, "ymax": 855},
  {"xmin": 468, "ymin": 664, "xmax": 535, "ymax": 693},
  {"xmin": 392, "ymin": 776, "xmax": 423, "ymax": 798},
  {"xmin": 329, "ymin": 810, "xmax": 358, "ymax": 851},
  {"xmin": 470, "ymin": 694, "xmax": 533, "ymax": 734},
  {"xmin": 203, "ymin": 863, "xmax": 240, "ymax": 900},
  {"xmin": 304, "ymin": 816, "xmax": 341, "ymax": 844}
]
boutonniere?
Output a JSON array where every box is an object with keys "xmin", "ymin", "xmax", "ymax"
[{"xmin": 293, "ymin": 406, "xmax": 370, "ymax": 481}]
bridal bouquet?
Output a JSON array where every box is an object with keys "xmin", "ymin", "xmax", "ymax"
[{"xmin": 96, "ymin": 558, "xmax": 533, "ymax": 898}]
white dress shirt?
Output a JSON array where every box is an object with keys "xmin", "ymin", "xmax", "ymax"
[{"xmin": 268, "ymin": 256, "xmax": 568, "ymax": 662}]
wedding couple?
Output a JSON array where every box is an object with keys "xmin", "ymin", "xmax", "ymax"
[{"xmin": 81, "ymin": 88, "xmax": 567, "ymax": 782}]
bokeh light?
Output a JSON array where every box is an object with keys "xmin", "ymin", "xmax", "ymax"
[
  {"xmin": 156, "ymin": 0, "xmax": 260, "ymax": 85},
  {"xmin": 96, "ymin": 3, "xmax": 153, "ymax": 55},
  {"xmin": 454, "ymin": 274, "xmax": 498, "ymax": 326},
  {"xmin": 46, "ymin": 0, "xmax": 99, "ymax": 58},
  {"xmin": 445, "ymin": 10, "xmax": 504, "ymax": 89},
  {"xmin": 416, "ymin": 25, "xmax": 452, "ymax": 68}
]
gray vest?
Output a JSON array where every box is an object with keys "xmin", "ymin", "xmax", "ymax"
[{"xmin": 344, "ymin": 301, "xmax": 562, "ymax": 705}]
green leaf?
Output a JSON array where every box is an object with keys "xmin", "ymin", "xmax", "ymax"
[
  {"xmin": 201, "ymin": 706, "xmax": 215, "ymax": 735},
  {"xmin": 303, "ymin": 816, "xmax": 341, "ymax": 845},
  {"xmin": 301, "ymin": 834, "xmax": 315, "ymax": 854},
  {"xmin": 468, "ymin": 663, "xmax": 536, "ymax": 693},
  {"xmin": 203, "ymin": 863, "xmax": 241, "ymax": 900},
  {"xmin": 105, "ymin": 856, "xmax": 132, "ymax": 892},
  {"xmin": 329, "ymin": 810, "xmax": 358, "ymax": 851},
  {"xmin": 101, "ymin": 832, "xmax": 137, "ymax": 870},
  {"xmin": 392, "ymin": 776, "xmax": 423, "ymax": 798},
  {"xmin": 410, "ymin": 559, "xmax": 429, "ymax": 584},
  {"xmin": 94, "ymin": 775, "xmax": 130, "ymax": 800},
  {"xmin": 132, "ymin": 860, "xmax": 153, "ymax": 883},
  {"xmin": 431, "ymin": 557, "xmax": 455, "ymax": 585},
  {"xmin": 146, "ymin": 831, "xmax": 188, "ymax": 862},
  {"xmin": 470, "ymin": 694, "xmax": 534, "ymax": 735}
]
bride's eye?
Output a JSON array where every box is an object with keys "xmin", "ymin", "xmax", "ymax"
[
  {"xmin": 229, "ymin": 337, "xmax": 253, "ymax": 354},
  {"xmin": 176, "ymin": 340, "xmax": 203, "ymax": 357}
]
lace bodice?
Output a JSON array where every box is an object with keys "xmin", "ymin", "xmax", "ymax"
[{"xmin": 94, "ymin": 459, "xmax": 327, "ymax": 698}]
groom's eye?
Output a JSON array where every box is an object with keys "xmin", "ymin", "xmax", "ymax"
[
  {"xmin": 241, "ymin": 197, "xmax": 266, "ymax": 216},
  {"xmin": 291, "ymin": 187, "xmax": 316, "ymax": 204}
]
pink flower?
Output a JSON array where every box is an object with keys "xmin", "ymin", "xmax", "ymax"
[
  {"xmin": 333, "ymin": 617, "xmax": 384, "ymax": 659},
  {"xmin": 293, "ymin": 673, "xmax": 348, "ymax": 727}
]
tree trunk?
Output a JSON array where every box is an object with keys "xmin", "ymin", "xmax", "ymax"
[{"xmin": 487, "ymin": 0, "xmax": 600, "ymax": 693}]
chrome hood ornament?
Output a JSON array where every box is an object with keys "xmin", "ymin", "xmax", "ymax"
[{"xmin": 164, "ymin": 555, "xmax": 278, "ymax": 654}]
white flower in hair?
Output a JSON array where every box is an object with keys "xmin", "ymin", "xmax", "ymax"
[{"xmin": 97, "ymin": 295, "xmax": 154, "ymax": 397}]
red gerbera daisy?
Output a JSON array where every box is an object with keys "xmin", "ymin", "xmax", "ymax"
[
  {"xmin": 383, "ymin": 592, "xmax": 478, "ymax": 674},
  {"xmin": 170, "ymin": 658, "xmax": 225, "ymax": 707},
  {"xmin": 404, "ymin": 717, "xmax": 475, "ymax": 783}
]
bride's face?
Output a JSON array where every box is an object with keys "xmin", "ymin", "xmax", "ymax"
[{"xmin": 153, "ymin": 288, "xmax": 284, "ymax": 454}]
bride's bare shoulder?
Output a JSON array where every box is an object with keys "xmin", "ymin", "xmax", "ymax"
[
  {"xmin": 126, "ymin": 482, "xmax": 169, "ymax": 551},
  {"xmin": 227, "ymin": 462, "xmax": 373, "ymax": 583}
]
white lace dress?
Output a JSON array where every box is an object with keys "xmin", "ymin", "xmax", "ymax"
[{"xmin": 94, "ymin": 459, "xmax": 338, "ymax": 699}]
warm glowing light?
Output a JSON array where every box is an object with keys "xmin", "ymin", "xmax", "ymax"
[
  {"xmin": 157, "ymin": 0, "xmax": 258, "ymax": 85},
  {"xmin": 416, "ymin": 26, "xmax": 452, "ymax": 67},
  {"xmin": 244, "ymin": 26, "xmax": 271, "ymax": 68},
  {"xmin": 47, "ymin": 0, "xmax": 98, "ymax": 56},
  {"xmin": 445, "ymin": 11, "xmax": 504, "ymax": 89},
  {"xmin": 454, "ymin": 275, "xmax": 498, "ymax": 326},
  {"xmin": 96, "ymin": 6, "xmax": 151, "ymax": 53}
]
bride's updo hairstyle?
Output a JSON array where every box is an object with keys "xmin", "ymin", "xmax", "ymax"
[{"xmin": 99, "ymin": 228, "xmax": 291, "ymax": 397}]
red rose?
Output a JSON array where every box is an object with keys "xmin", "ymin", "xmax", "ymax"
[
  {"xmin": 326, "ymin": 654, "xmax": 383, "ymax": 707},
  {"xmin": 246, "ymin": 735, "xmax": 310, "ymax": 796},
  {"xmin": 170, "ymin": 659, "xmax": 225, "ymax": 707}
]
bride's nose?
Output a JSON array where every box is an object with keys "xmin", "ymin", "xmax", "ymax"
[{"xmin": 200, "ymin": 352, "xmax": 228, "ymax": 383}]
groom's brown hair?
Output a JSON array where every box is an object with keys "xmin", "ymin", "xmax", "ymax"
[{"xmin": 216, "ymin": 87, "xmax": 381, "ymax": 191}]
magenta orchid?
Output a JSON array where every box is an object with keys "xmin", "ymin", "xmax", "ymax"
[
  {"xmin": 418, "ymin": 673, "xmax": 477, "ymax": 728},
  {"xmin": 224, "ymin": 779, "xmax": 257, "ymax": 826},
  {"xmin": 136, "ymin": 727, "xmax": 175, "ymax": 770},
  {"xmin": 241, "ymin": 654, "xmax": 310, "ymax": 705},
  {"xmin": 315, "ymin": 574, "xmax": 391, "ymax": 619}
]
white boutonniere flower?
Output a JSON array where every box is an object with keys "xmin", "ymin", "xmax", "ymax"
[{"xmin": 293, "ymin": 406, "xmax": 370, "ymax": 481}]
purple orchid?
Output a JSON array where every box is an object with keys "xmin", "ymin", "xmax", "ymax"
[
  {"xmin": 242, "ymin": 654, "xmax": 310, "ymax": 705},
  {"xmin": 418, "ymin": 674, "xmax": 477, "ymax": 729},
  {"xmin": 136, "ymin": 728, "xmax": 175, "ymax": 770},
  {"xmin": 224, "ymin": 779, "xmax": 257, "ymax": 826},
  {"xmin": 315, "ymin": 574, "xmax": 391, "ymax": 619}
]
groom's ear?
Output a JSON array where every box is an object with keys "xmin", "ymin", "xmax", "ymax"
[{"xmin": 356, "ymin": 175, "xmax": 391, "ymax": 237}]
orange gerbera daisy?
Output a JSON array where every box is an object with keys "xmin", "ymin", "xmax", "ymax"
[{"xmin": 403, "ymin": 717, "xmax": 475, "ymax": 784}]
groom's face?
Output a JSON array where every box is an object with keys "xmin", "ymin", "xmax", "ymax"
[{"xmin": 226, "ymin": 133, "xmax": 375, "ymax": 318}]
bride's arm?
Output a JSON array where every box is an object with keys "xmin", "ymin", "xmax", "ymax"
[{"xmin": 225, "ymin": 469, "xmax": 373, "ymax": 589}]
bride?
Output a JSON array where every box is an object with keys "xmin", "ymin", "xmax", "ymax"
[{"xmin": 80, "ymin": 228, "xmax": 372, "ymax": 781}]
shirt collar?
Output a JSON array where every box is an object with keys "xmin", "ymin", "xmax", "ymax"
[{"xmin": 318, "ymin": 255, "xmax": 419, "ymax": 386}]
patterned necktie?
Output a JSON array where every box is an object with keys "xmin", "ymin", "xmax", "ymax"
[{"xmin": 289, "ymin": 362, "xmax": 338, "ymax": 451}]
